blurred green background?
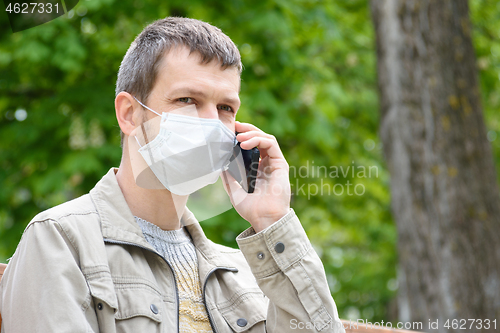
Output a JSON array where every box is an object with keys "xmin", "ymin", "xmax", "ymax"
[{"xmin": 1, "ymin": 0, "xmax": 499, "ymax": 323}]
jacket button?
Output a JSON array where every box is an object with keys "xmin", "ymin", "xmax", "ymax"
[
  {"xmin": 274, "ymin": 242, "xmax": 285, "ymax": 253},
  {"xmin": 237, "ymin": 318, "xmax": 248, "ymax": 327},
  {"xmin": 150, "ymin": 304, "xmax": 159, "ymax": 314},
  {"xmin": 257, "ymin": 252, "xmax": 265, "ymax": 260},
  {"xmin": 97, "ymin": 303, "xmax": 103, "ymax": 310}
]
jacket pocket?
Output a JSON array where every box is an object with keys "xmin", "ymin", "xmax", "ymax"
[
  {"xmin": 114, "ymin": 286, "xmax": 163, "ymax": 333},
  {"xmin": 219, "ymin": 291, "xmax": 267, "ymax": 332},
  {"xmin": 87, "ymin": 274, "xmax": 119, "ymax": 333}
]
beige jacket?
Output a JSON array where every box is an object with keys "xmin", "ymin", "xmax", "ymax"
[{"xmin": 0, "ymin": 168, "xmax": 344, "ymax": 333}]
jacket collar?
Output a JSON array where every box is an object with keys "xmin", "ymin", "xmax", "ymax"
[{"xmin": 89, "ymin": 168, "xmax": 238, "ymax": 273}]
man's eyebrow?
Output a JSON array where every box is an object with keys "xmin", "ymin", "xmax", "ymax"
[
  {"xmin": 168, "ymin": 88, "xmax": 240, "ymax": 106},
  {"xmin": 220, "ymin": 96, "xmax": 241, "ymax": 107},
  {"xmin": 167, "ymin": 87, "xmax": 208, "ymax": 99}
]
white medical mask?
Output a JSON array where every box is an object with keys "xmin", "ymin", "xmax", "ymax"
[{"xmin": 133, "ymin": 97, "xmax": 237, "ymax": 195}]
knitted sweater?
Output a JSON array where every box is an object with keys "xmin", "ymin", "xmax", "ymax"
[{"xmin": 135, "ymin": 217, "xmax": 213, "ymax": 333}]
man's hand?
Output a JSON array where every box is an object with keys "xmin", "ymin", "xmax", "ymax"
[{"xmin": 222, "ymin": 121, "xmax": 291, "ymax": 233}]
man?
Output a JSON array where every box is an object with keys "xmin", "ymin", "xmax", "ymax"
[{"xmin": 0, "ymin": 17, "xmax": 345, "ymax": 332}]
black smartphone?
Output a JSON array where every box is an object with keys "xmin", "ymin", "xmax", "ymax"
[
  {"xmin": 227, "ymin": 134, "xmax": 260, "ymax": 193},
  {"xmin": 238, "ymin": 142, "xmax": 260, "ymax": 193}
]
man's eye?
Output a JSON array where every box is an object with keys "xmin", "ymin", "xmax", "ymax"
[
  {"xmin": 178, "ymin": 97, "xmax": 193, "ymax": 103},
  {"xmin": 218, "ymin": 105, "xmax": 233, "ymax": 112}
]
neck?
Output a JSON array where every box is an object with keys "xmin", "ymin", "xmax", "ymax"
[{"xmin": 116, "ymin": 145, "xmax": 189, "ymax": 231}]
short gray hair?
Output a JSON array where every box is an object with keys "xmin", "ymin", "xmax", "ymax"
[{"xmin": 116, "ymin": 17, "xmax": 242, "ymax": 144}]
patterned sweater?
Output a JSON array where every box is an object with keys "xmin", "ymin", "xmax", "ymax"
[{"xmin": 135, "ymin": 216, "xmax": 213, "ymax": 333}]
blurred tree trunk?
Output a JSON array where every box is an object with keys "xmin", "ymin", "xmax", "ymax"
[{"xmin": 370, "ymin": 0, "xmax": 500, "ymax": 332}]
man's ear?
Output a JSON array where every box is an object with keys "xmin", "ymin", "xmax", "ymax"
[{"xmin": 115, "ymin": 92, "xmax": 138, "ymax": 137}]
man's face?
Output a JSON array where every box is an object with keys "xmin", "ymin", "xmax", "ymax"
[{"xmin": 140, "ymin": 46, "xmax": 241, "ymax": 131}]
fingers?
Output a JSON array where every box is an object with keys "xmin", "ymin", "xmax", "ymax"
[
  {"xmin": 236, "ymin": 130, "xmax": 274, "ymax": 142},
  {"xmin": 237, "ymin": 131, "xmax": 285, "ymax": 160},
  {"xmin": 235, "ymin": 121, "xmax": 264, "ymax": 134}
]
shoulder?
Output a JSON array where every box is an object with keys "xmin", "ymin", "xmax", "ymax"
[
  {"xmin": 23, "ymin": 194, "xmax": 102, "ymax": 249},
  {"xmin": 29, "ymin": 193, "xmax": 97, "ymax": 225},
  {"xmin": 7, "ymin": 193, "xmax": 108, "ymax": 276}
]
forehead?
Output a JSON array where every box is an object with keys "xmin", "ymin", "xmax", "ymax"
[{"xmin": 155, "ymin": 46, "xmax": 241, "ymax": 93}]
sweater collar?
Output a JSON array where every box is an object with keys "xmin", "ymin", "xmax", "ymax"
[{"xmin": 89, "ymin": 168, "xmax": 238, "ymax": 272}]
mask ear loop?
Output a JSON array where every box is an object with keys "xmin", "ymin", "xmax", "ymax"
[
  {"xmin": 132, "ymin": 95, "xmax": 161, "ymax": 148},
  {"xmin": 134, "ymin": 122, "xmax": 153, "ymax": 149},
  {"xmin": 132, "ymin": 95, "xmax": 161, "ymax": 116},
  {"xmin": 134, "ymin": 136, "xmax": 143, "ymax": 148}
]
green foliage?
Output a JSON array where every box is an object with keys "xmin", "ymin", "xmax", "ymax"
[
  {"xmin": 470, "ymin": 0, "xmax": 500, "ymax": 177},
  {"xmin": 0, "ymin": 0, "xmax": 498, "ymax": 324}
]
